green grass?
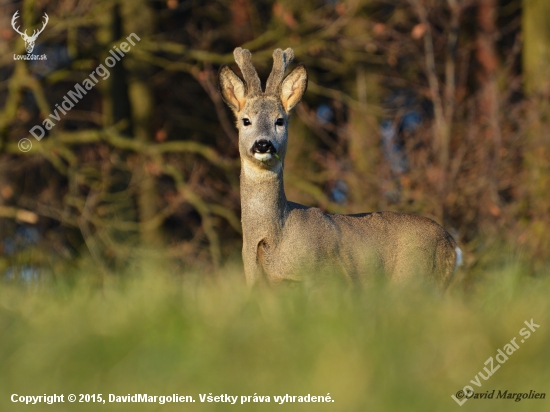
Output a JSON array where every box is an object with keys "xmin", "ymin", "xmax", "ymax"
[{"xmin": 1, "ymin": 260, "xmax": 549, "ymax": 412}]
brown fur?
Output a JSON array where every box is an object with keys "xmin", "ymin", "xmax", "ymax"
[{"xmin": 219, "ymin": 47, "xmax": 459, "ymax": 290}]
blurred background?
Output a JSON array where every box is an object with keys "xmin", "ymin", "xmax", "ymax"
[
  {"xmin": 2, "ymin": 3, "xmax": 550, "ymax": 411},
  {"xmin": 0, "ymin": 0, "xmax": 549, "ymax": 284}
]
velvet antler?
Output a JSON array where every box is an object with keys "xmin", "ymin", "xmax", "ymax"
[
  {"xmin": 233, "ymin": 47, "xmax": 262, "ymax": 97},
  {"xmin": 265, "ymin": 48, "xmax": 294, "ymax": 95}
]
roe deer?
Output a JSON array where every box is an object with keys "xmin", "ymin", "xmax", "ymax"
[{"xmin": 219, "ymin": 47, "xmax": 462, "ymax": 290}]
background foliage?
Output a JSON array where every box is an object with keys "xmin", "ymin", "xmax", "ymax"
[
  {"xmin": 1, "ymin": 2, "xmax": 550, "ymax": 411},
  {"xmin": 0, "ymin": 0, "xmax": 549, "ymax": 281}
]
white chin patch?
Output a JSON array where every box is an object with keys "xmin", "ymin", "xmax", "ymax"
[{"xmin": 254, "ymin": 153, "xmax": 273, "ymax": 162}]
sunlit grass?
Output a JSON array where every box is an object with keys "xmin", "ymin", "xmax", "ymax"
[{"xmin": 1, "ymin": 259, "xmax": 549, "ymax": 411}]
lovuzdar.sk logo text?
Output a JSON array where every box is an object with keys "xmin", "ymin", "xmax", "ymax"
[{"xmin": 11, "ymin": 10, "xmax": 48, "ymax": 60}]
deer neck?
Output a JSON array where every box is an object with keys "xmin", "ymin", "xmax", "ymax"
[{"xmin": 240, "ymin": 160, "xmax": 288, "ymax": 242}]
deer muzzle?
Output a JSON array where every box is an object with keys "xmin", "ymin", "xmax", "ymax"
[{"xmin": 252, "ymin": 139, "xmax": 277, "ymax": 161}]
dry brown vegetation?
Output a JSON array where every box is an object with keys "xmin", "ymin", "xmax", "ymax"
[{"xmin": 0, "ymin": 0, "xmax": 548, "ymax": 282}]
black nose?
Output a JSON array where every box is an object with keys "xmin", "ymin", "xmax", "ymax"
[{"xmin": 252, "ymin": 139, "xmax": 275, "ymax": 154}]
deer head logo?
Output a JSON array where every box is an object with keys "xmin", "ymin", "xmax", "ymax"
[{"xmin": 11, "ymin": 11, "xmax": 49, "ymax": 54}]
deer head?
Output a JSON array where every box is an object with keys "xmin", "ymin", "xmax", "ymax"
[
  {"xmin": 219, "ymin": 48, "xmax": 308, "ymax": 171},
  {"xmin": 12, "ymin": 11, "xmax": 49, "ymax": 54}
]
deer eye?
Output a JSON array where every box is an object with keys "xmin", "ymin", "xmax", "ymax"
[
  {"xmin": 276, "ymin": 118, "xmax": 284, "ymax": 126},
  {"xmin": 242, "ymin": 118, "xmax": 251, "ymax": 126}
]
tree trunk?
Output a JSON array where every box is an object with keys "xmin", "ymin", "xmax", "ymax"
[
  {"xmin": 476, "ymin": 0, "xmax": 501, "ymax": 215},
  {"xmin": 120, "ymin": 0, "xmax": 163, "ymax": 248},
  {"xmin": 523, "ymin": 0, "xmax": 550, "ymax": 96}
]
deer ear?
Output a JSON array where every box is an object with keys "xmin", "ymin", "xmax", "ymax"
[
  {"xmin": 219, "ymin": 65, "xmax": 246, "ymax": 113},
  {"xmin": 280, "ymin": 64, "xmax": 307, "ymax": 113}
]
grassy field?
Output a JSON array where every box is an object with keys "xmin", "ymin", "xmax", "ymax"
[{"xmin": 0, "ymin": 257, "xmax": 549, "ymax": 412}]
